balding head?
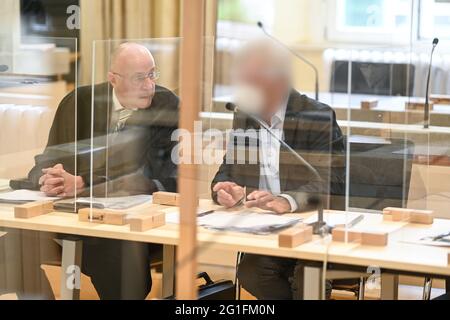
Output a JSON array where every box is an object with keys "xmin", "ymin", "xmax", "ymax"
[
  {"xmin": 108, "ymin": 42, "xmax": 157, "ymax": 110},
  {"xmin": 110, "ymin": 42, "xmax": 155, "ymax": 73}
]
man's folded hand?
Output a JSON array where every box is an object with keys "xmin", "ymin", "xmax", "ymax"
[{"xmin": 40, "ymin": 164, "xmax": 85, "ymax": 197}]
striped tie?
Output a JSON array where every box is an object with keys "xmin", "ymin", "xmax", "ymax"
[{"xmin": 114, "ymin": 108, "xmax": 134, "ymax": 133}]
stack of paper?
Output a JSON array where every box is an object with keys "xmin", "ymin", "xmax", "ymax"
[
  {"xmin": 199, "ymin": 211, "xmax": 301, "ymax": 235},
  {"xmin": 166, "ymin": 210, "xmax": 301, "ymax": 235},
  {"xmin": 0, "ymin": 189, "xmax": 59, "ymax": 204},
  {"xmin": 76, "ymin": 195, "xmax": 153, "ymax": 210}
]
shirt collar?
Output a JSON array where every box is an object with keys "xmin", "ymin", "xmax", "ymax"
[
  {"xmin": 112, "ymin": 89, "xmax": 138, "ymax": 112},
  {"xmin": 112, "ymin": 89, "xmax": 125, "ymax": 112},
  {"xmin": 271, "ymin": 97, "xmax": 289, "ymax": 128}
]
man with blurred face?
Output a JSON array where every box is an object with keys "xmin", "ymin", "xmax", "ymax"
[
  {"xmin": 25, "ymin": 43, "xmax": 179, "ymax": 299},
  {"xmin": 211, "ymin": 40, "xmax": 345, "ymax": 299}
]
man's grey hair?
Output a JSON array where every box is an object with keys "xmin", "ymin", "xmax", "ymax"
[{"xmin": 234, "ymin": 38, "xmax": 293, "ymax": 82}]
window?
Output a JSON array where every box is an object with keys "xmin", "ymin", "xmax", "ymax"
[
  {"xmin": 419, "ymin": 0, "xmax": 450, "ymax": 40},
  {"xmin": 329, "ymin": 0, "xmax": 450, "ymax": 43},
  {"xmin": 328, "ymin": 0, "xmax": 413, "ymax": 43}
]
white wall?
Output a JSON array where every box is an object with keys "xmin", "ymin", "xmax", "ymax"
[
  {"xmin": 273, "ymin": 0, "xmax": 327, "ymax": 44},
  {"xmin": 0, "ymin": 0, "xmax": 21, "ymax": 69}
]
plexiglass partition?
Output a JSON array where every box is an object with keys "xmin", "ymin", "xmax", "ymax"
[
  {"xmin": 0, "ymin": 37, "xmax": 77, "ymax": 299},
  {"xmin": 83, "ymin": 37, "xmax": 216, "ymax": 299},
  {"xmin": 87, "ymin": 38, "xmax": 181, "ymax": 205},
  {"xmin": 327, "ymin": 41, "xmax": 450, "ymax": 299}
]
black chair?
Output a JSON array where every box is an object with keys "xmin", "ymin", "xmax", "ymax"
[
  {"xmin": 347, "ymin": 137, "xmax": 415, "ymax": 211},
  {"xmin": 330, "ymin": 60, "xmax": 415, "ymax": 97}
]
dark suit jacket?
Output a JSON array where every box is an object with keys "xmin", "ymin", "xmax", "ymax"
[
  {"xmin": 211, "ymin": 89, "xmax": 345, "ymax": 212},
  {"xmin": 27, "ymin": 82, "xmax": 179, "ymax": 196}
]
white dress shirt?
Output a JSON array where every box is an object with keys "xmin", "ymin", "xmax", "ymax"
[{"xmin": 258, "ymin": 101, "xmax": 298, "ymax": 212}]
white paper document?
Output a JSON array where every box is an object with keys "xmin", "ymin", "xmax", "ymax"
[
  {"xmin": 76, "ymin": 195, "xmax": 153, "ymax": 210},
  {"xmin": 0, "ymin": 189, "xmax": 59, "ymax": 203},
  {"xmin": 167, "ymin": 210, "xmax": 301, "ymax": 235},
  {"xmin": 199, "ymin": 211, "xmax": 301, "ymax": 234},
  {"xmin": 165, "ymin": 209, "xmax": 215, "ymax": 225},
  {"xmin": 400, "ymin": 230, "xmax": 450, "ymax": 248}
]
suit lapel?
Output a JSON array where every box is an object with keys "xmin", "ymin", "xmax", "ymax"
[
  {"xmin": 93, "ymin": 83, "xmax": 113, "ymax": 136},
  {"xmin": 279, "ymin": 90, "xmax": 302, "ymax": 192}
]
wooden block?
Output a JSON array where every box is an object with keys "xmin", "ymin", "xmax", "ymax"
[
  {"xmin": 153, "ymin": 192, "xmax": 180, "ymax": 206},
  {"xmin": 430, "ymin": 94, "xmax": 450, "ymax": 105},
  {"xmin": 332, "ymin": 228, "xmax": 362, "ymax": 243},
  {"xmin": 14, "ymin": 201, "xmax": 54, "ymax": 219},
  {"xmin": 278, "ymin": 225, "xmax": 313, "ymax": 248},
  {"xmin": 78, "ymin": 208, "xmax": 128, "ymax": 226},
  {"xmin": 383, "ymin": 207, "xmax": 434, "ymax": 225},
  {"xmin": 78, "ymin": 208, "xmax": 106, "ymax": 223},
  {"xmin": 361, "ymin": 231, "xmax": 388, "ymax": 246},
  {"xmin": 104, "ymin": 211, "xmax": 129, "ymax": 226},
  {"xmin": 384, "ymin": 207, "xmax": 412, "ymax": 221},
  {"xmin": 405, "ymin": 100, "xmax": 433, "ymax": 111},
  {"xmin": 410, "ymin": 211, "xmax": 434, "ymax": 225},
  {"xmin": 361, "ymin": 99, "xmax": 378, "ymax": 110},
  {"xmin": 129, "ymin": 212, "xmax": 166, "ymax": 232},
  {"xmin": 392, "ymin": 210, "xmax": 412, "ymax": 222}
]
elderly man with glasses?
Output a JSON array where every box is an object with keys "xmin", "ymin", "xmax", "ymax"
[{"xmin": 23, "ymin": 42, "xmax": 179, "ymax": 299}]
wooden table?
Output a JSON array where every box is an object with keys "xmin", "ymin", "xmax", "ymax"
[{"xmin": 1, "ymin": 200, "xmax": 450, "ymax": 300}]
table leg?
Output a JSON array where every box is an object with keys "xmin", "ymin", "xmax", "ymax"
[
  {"xmin": 422, "ymin": 278, "xmax": 433, "ymax": 300},
  {"xmin": 303, "ymin": 266, "xmax": 323, "ymax": 300},
  {"xmin": 60, "ymin": 238, "xmax": 83, "ymax": 300},
  {"xmin": 161, "ymin": 245, "xmax": 175, "ymax": 298},
  {"xmin": 380, "ymin": 273, "xmax": 399, "ymax": 300}
]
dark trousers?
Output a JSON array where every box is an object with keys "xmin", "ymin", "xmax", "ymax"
[
  {"xmin": 81, "ymin": 238, "xmax": 152, "ymax": 300},
  {"xmin": 237, "ymin": 254, "xmax": 332, "ymax": 300},
  {"xmin": 237, "ymin": 254, "xmax": 304, "ymax": 300}
]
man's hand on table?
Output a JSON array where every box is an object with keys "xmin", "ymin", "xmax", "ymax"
[
  {"xmin": 213, "ymin": 182, "xmax": 292, "ymax": 214},
  {"xmin": 245, "ymin": 190, "xmax": 292, "ymax": 214},
  {"xmin": 213, "ymin": 182, "xmax": 246, "ymax": 208},
  {"xmin": 39, "ymin": 164, "xmax": 85, "ymax": 197}
]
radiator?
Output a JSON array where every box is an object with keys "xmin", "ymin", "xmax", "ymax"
[{"xmin": 0, "ymin": 104, "xmax": 55, "ymax": 179}]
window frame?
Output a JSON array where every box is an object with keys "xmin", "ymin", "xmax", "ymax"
[
  {"xmin": 418, "ymin": 0, "xmax": 450, "ymax": 40},
  {"xmin": 326, "ymin": 0, "xmax": 419, "ymax": 44}
]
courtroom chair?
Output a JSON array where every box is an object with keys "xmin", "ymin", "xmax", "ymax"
[{"xmin": 330, "ymin": 60, "xmax": 415, "ymax": 97}]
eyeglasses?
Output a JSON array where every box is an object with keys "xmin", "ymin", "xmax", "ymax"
[{"xmin": 112, "ymin": 70, "xmax": 160, "ymax": 86}]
